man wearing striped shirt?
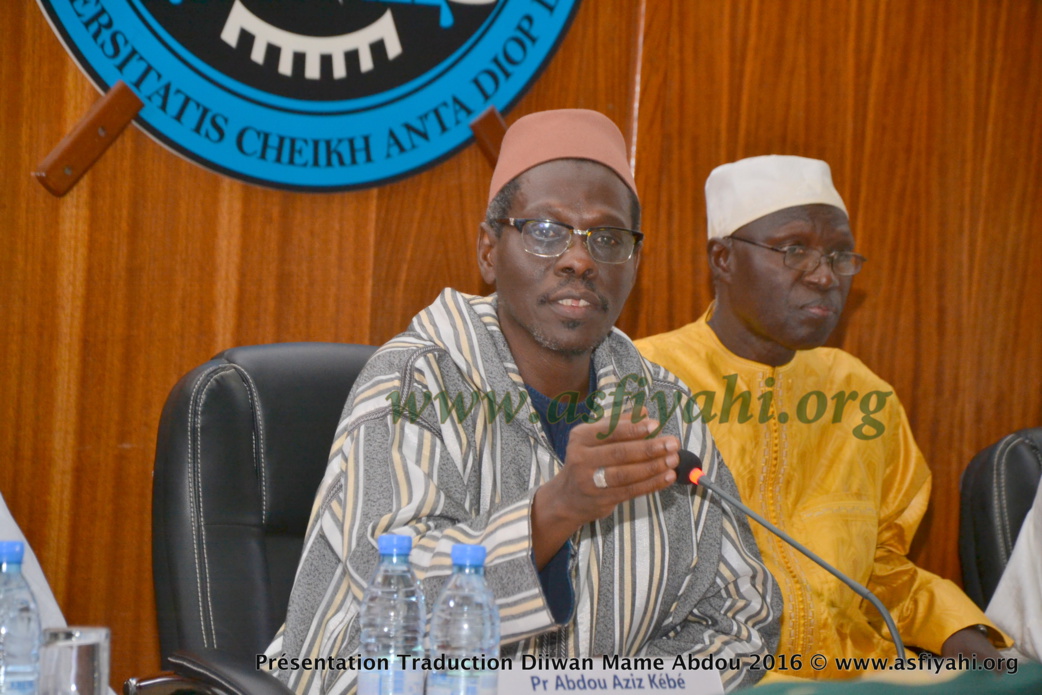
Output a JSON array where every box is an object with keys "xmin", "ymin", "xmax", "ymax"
[{"xmin": 266, "ymin": 110, "xmax": 780, "ymax": 694}]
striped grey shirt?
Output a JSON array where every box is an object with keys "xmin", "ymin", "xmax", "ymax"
[{"xmin": 266, "ymin": 289, "xmax": 779, "ymax": 693}]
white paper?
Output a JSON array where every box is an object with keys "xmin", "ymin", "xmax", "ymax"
[{"xmin": 497, "ymin": 660, "xmax": 723, "ymax": 695}]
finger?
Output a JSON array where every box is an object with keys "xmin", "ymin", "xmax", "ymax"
[
  {"xmin": 571, "ymin": 411, "xmax": 660, "ymax": 445},
  {"xmin": 578, "ymin": 405, "xmax": 651, "ymax": 437},
  {"xmin": 592, "ymin": 435, "xmax": 680, "ymax": 470},
  {"xmin": 600, "ymin": 453, "xmax": 679, "ymax": 489},
  {"xmin": 610, "ymin": 467, "xmax": 677, "ymax": 502}
]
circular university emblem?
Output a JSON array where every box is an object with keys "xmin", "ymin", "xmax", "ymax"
[{"xmin": 38, "ymin": 0, "xmax": 582, "ymax": 191}]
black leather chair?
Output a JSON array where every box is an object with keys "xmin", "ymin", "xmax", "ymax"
[
  {"xmin": 125, "ymin": 342, "xmax": 376, "ymax": 695},
  {"xmin": 959, "ymin": 427, "xmax": 1042, "ymax": 610}
]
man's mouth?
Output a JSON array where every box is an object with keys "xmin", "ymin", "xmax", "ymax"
[
  {"xmin": 802, "ymin": 303, "xmax": 837, "ymax": 318},
  {"xmin": 544, "ymin": 288, "xmax": 607, "ymax": 319}
]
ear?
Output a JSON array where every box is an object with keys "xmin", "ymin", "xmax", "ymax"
[
  {"xmin": 477, "ymin": 221, "xmax": 498, "ymax": 285},
  {"xmin": 707, "ymin": 238, "xmax": 733, "ymax": 286}
]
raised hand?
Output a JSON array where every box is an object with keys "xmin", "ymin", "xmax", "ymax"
[{"xmin": 530, "ymin": 408, "xmax": 680, "ymax": 568}]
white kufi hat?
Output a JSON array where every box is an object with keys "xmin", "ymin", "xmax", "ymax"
[{"xmin": 705, "ymin": 155, "xmax": 847, "ymax": 240}]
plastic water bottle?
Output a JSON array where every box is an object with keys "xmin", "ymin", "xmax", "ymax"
[
  {"xmin": 427, "ymin": 544, "xmax": 500, "ymax": 695},
  {"xmin": 357, "ymin": 534, "xmax": 426, "ymax": 695},
  {"xmin": 0, "ymin": 541, "xmax": 41, "ymax": 695}
]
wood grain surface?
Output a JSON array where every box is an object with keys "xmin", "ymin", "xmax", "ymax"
[{"xmin": 2, "ymin": 0, "xmax": 1040, "ymax": 687}]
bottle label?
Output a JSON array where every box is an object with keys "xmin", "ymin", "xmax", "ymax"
[
  {"xmin": 3, "ymin": 677, "xmax": 38, "ymax": 694},
  {"xmin": 426, "ymin": 671, "xmax": 497, "ymax": 695},
  {"xmin": 356, "ymin": 668, "xmax": 424, "ymax": 695}
]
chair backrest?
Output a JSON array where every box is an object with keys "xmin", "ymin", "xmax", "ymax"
[
  {"xmin": 959, "ymin": 427, "xmax": 1042, "ymax": 609},
  {"xmin": 152, "ymin": 342, "xmax": 376, "ymax": 667}
]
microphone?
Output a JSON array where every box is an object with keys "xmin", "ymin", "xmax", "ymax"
[{"xmin": 677, "ymin": 450, "xmax": 906, "ymax": 657}]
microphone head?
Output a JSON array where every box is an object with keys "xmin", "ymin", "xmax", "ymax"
[{"xmin": 676, "ymin": 450, "xmax": 704, "ymax": 485}]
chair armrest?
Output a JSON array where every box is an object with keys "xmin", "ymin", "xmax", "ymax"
[{"xmin": 124, "ymin": 649, "xmax": 294, "ymax": 695}]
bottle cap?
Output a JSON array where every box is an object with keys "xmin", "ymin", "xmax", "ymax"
[
  {"xmin": 0, "ymin": 541, "xmax": 26, "ymax": 563},
  {"xmin": 451, "ymin": 543, "xmax": 487, "ymax": 567},
  {"xmin": 377, "ymin": 534, "xmax": 413, "ymax": 555}
]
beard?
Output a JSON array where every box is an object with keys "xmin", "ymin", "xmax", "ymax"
[{"xmin": 525, "ymin": 318, "xmax": 610, "ymax": 357}]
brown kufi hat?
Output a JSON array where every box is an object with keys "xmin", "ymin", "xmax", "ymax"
[{"xmin": 488, "ymin": 109, "xmax": 637, "ymax": 205}]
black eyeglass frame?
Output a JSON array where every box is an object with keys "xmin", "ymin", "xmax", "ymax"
[
  {"xmin": 494, "ymin": 218, "xmax": 645, "ymax": 264},
  {"xmin": 729, "ymin": 235, "xmax": 866, "ymax": 276}
]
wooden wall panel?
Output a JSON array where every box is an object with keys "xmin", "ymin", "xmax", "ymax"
[
  {"xmin": 631, "ymin": 0, "xmax": 1042, "ymax": 580},
  {"xmin": 2, "ymin": 0, "xmax": 1040, "ymax": 688}
]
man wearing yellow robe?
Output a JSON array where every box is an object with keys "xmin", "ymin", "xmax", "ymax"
[{"xmin": 636, "ymin": 155, "xmax": 1009, "ymax": 679}]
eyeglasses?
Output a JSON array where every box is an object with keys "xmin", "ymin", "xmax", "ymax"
[
  {"xmin": 729, "ymin": 235, "xmax": 866, "ymax": 276},
  {"xmin": 495, "ymin": 218, "xmax": 644, "ymax": 265}
]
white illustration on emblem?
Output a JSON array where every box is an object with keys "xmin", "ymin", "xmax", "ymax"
[{"xmin": 220, "ymin": 0, "xmax": 403, "ymax": 80}]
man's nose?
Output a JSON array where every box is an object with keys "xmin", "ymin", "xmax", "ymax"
[
  {"xmin": 555, "ymin": 234, "xmax": 598, "ymax": 277},
  {"xmin": 804, "ymin": 256, "xmax": 840, "ymax": 289}
]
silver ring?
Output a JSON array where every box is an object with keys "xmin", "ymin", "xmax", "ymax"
[{"xmin": 593, "ymin": 467, "xmax": 608, "ymax": 489}]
